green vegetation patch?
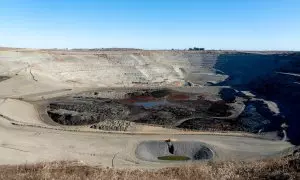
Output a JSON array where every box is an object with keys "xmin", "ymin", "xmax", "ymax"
[{"xmin": 157, "ymin": 155, "xmax": 191, "ymax": 161}]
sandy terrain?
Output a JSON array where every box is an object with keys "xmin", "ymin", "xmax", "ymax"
[
  {"xmin": 0, "ymin": 48, "xmax": 295, "ymax": 168},
  {"xmin": 0, "ymin": 115, "xmax": 292, "ymax": 169}
]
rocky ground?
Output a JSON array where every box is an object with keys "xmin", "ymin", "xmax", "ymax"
[
  {"xmin": 46, "ymin": 87, "xmax": 284, "ymax": 134},
  {"xmin": 46, "ymin": 88, "xmax": 240, "ymax": 131}
]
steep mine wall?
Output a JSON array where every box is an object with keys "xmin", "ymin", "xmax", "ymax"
[
  {"xmin": 212, "ymin": 52, "xmax": 300, "ymax": 144},
  {"xmin": 214, "ymin": 53, "xmax": 298, "ymax": 87},
  {"xmin": 183, "ymin": 52, "xmax": 227, "ymax": 85}
]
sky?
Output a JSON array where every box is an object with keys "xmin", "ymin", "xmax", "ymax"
[{"xmin": 0, "ymin": 0, "xmax": 299, "ymax": 50}]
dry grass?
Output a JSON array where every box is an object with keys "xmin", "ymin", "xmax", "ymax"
[{"xmin": 0, "ymin": 153, "xmax": 299, "ymax": 180}]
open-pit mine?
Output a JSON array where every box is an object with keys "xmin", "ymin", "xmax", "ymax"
[{"xmin": 0, "ymin": 48, "xmax": 298, "ymax": 168}]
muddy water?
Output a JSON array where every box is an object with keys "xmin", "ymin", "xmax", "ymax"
[{"xmin": 134, "ymin": 100, "xmax": 168, "ymax": 108}]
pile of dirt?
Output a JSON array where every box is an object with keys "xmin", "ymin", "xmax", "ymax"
[
  {"xmin": 0, "ymin": 76, "xmax": 10, "ymax": 82},
  {"xmin": 90, "ymin": 120, "xmax": 133, "ymax": 131},
  {"xmin": 177, "ymin": 118, "xmax": 240, "ymax": 131},
  {"xmin": 47, "ymin": 99, "xmax": 130, "ymax": 125}
]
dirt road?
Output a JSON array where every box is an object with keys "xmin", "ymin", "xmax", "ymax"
[{"xmin": 0, "ymin": 114, "xmax": 292, "ymax": 169}]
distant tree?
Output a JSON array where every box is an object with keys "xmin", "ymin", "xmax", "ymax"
[{"xmin": 188, "ymin": 47, "xmax": 205, "ymax": 51}]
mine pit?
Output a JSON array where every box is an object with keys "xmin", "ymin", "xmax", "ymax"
[{"xmin": 135, "ymin": 140, "xmax": 214, "ymax": 162}]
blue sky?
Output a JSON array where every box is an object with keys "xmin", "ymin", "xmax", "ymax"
[{"xmin": 0, "ymin": 0, "xmax": 299, "ymax": 50}]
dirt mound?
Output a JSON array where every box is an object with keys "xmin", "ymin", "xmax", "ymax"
[
  {"xmin": 47, "ymin": 99, "xmax": 130, "ymax": 125},
  {"xmin": 0, "ymin": 76, "xmax": 10, "ymax": 82},
  {"xmin": 90, "ymin": 120, "xmax": 133, "ymax": 131}
]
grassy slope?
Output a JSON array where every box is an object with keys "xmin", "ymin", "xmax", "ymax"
[{"xmin": 0, "ymin": 151, "xmax": 299, "ymax": 180}]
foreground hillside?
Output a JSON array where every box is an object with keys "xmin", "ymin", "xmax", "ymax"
[{"xmin": 0, "ymin": 149, "xmax": 299, "ymax": 180}]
